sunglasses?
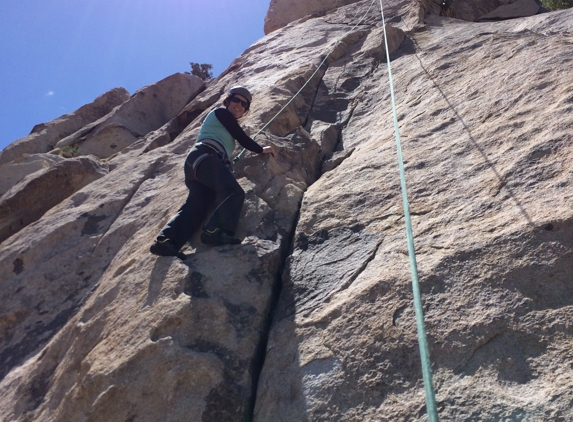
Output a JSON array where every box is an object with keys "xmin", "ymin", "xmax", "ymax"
[{"xmin": 230, "ymin": 96, "xmax": 249, "ymax": 108}]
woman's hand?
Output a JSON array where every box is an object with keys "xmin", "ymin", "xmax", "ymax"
[{"xmin": 262, "ymin": 146, "xmax": 275, "ymax": 157}]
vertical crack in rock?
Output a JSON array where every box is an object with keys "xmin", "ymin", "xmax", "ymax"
[
  {"xmin": 245, "ymin": 24, "xmax": 382, "ymax": 418},
  {"xmin": 248, "ymin": 21, "xmax": 384, "ymax": 418},
  {"xmin": 246, "ymin": 246, "xmax": 292, "ymax": 421},
  {"xmin": 243, "ymin": 33, "xmax": 371, "ymax": 419},
  {"xmin": 242, "ymin": 147, "xmax": 322, "ymax": 420}
]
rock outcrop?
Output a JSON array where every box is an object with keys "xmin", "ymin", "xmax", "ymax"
[
  {"xmin": 0, "ymin": 154, "xmax": 65, "ymax": 197},
  {"xmin": 0, "ymin": 1, "xmax": 572, "ymax": 421},
  {"xmin": 255, "ymin": 5, "xmax": 573, "ymax": 421},
  {"xmin": 0, "ymin": 88, "xmax": 130, "ymax": 166},
  {"xmin": 55, "ymin": 73, "xmax": 205, "ymax": 159},
  {"xmin": 0, "ymin": 156, "xmax": 109, "ymax": 243}
]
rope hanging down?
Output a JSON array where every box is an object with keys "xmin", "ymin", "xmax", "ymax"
[
  {"xmin": 378, "ymin": 0, "xmax": 439, "ymax": 420},
  {"xmin": 232, "ymin": 0, "xmax": 377, "ymax": 164}
]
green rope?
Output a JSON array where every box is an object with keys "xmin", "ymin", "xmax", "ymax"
[
  {"xmin": 233, "ymin": 0, "xmax": 377, "ymax": 164},
  {"xmin": 378, "ymin": 1, "xmax": 439, "ymax": 420}
]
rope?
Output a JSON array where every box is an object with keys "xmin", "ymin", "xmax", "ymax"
[
  {"xmin": 378, "ymin": 0, "xmax": 439, "ymax": 420},
  {"xmin": 232, "ymin": 0, "xmax": 377, "ymax": 164}
]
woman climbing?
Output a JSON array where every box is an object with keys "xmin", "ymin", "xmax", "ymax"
[{"xmin": 150, "ymin": 86, "xmax": 275, "ymax": 259}]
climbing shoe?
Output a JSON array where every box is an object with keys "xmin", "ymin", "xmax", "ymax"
[
  {"xmin": 201, "ymin": 228, "xmax": 241, "ymax": 246},
  {"xmin": 150, "ymin": 238, "xmax": 187, "ymax": 260}
]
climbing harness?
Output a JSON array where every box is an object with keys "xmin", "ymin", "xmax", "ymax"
[
  {"xmin": 232, "ymin": 0, "xmax": 378, "ymax": 164},
  {"xmin": 378, "ymin": 0, "xmax": 439, "ymax": 420},
  {"xmin": 187, "ymin": 140, "xmax": 230, "ymax": 180},
  {"xmin": 232, "ymin": 1, "xmax": 439, "ymax": 419}
]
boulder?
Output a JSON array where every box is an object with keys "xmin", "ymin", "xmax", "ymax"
[
  {"xmin": 55, "ymin": 73, "xmax": 205, "ymax": 159},
  {"xmin": 0, "ymin": 88, "xmax": 129, "ymax": 165},
  {"xmin": 0, "ymin": 156, "xmax": 109, "ymax": 243},
  {"xmin": 0, "ymin": 154, "xmax": 65, "ymax": 197},
  {"xmin": 106, "ymin": 84, "xmax": 226, "ymax": 170}
]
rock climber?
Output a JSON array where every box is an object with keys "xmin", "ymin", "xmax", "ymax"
[{"xmin": 150, "ymin": 86, "xmax": 275, "ymax": 259}]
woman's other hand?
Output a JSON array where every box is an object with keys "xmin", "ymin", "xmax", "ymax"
[{"xmin": 262, "ymin": 146, "xmax": 275, "ymax": 157}]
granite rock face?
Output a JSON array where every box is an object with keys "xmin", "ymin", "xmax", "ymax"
[
  {"xmin": 255, "ymin": 4, "xmax": 573, "ymax": 422},
  {"xmin": 264, "ymin": 0, "xmax": 548, "ymax": 34},
  {"xmin": 0, "ymin": 1, "xmax": 572, "ymax": 421}
]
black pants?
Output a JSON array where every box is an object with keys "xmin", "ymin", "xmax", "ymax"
[{"xmin": 157, "ymin": 145, "xmax": 245, "ymax": 249}]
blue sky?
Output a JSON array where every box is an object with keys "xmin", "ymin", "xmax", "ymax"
[{"xmin": 0, "ymin": 0, "xmax": 270, "ymax": 152}]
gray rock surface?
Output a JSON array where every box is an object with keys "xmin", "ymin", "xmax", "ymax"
[
  {"xmin": 435, "ymin": 0, "xmax": 503, "ymax": 21},
  {"xmin": 0, "ymin": 88, "xmax": 129, "ymax": 165},
  {"xmin": 0, "ymin": 1, "xmax": 572, "ymax": 421}
]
